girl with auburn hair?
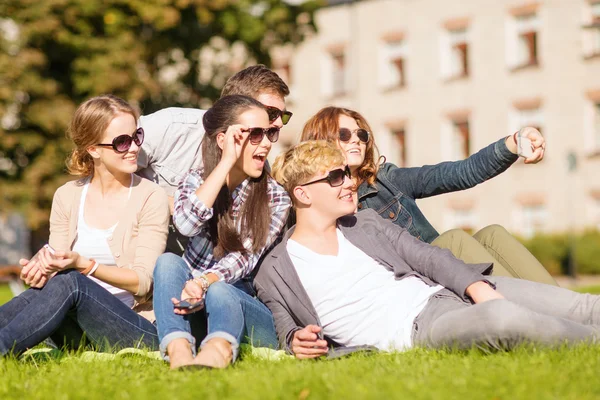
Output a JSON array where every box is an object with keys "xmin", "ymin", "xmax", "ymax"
[
  {"xmin": 0, "ymin": 95, "xmax": 170, "ymax": 356},
  {"xmin": 301, "ymin": 106, "xmax": 556, "ymax": 286},
  {"xmin": 153, "ymin": 94, "xmax": 291, "ymax": 369}
]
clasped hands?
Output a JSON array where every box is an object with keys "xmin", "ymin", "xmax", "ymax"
[{"xmin": 19, "ymin": 248, "xmax": 83, "ymax": 288}]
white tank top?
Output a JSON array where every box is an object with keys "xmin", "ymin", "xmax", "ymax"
[{"xmin": 72, "ymin": 177, "xmax": 135, "ymax": 308}]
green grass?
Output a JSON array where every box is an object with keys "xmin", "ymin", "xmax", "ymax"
[
  {"xmin": 2, "ymin": 284, "xmax": 600, "ymax": 399},
  {"xmin": 0, "ymin": 284, "xmax": 13, "ymax": 305},
  {"xmin": 1, "ymin": 346, "xmax": 600, "ymax": 399}
]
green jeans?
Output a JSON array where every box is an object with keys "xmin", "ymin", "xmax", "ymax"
[{"xmin": 431, "ymin": 224, "xmax": 558, "ymax": 286}]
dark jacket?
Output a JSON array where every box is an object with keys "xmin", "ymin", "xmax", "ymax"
[
  {"xmin": 254, "ymin": 209, "xmax": 493, "ymax": 354},
  {"xmin": 358, "ymin": 138, "xmax": 518, "ymax": 243}
]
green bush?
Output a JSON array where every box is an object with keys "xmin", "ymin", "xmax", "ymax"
[{"xmin": 520, "ymin": 230, "xmax": 600, "ymax": 275}]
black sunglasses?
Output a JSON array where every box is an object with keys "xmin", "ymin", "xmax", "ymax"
[
  {"xmin": 96, "ymin": 127, "xmax": 144, "ymax": 154},
  {"xmin": 245, "ymin": 127, "xmax": 280, "ymax": 145},
  {"xmin": 265, "ymin": 105, "xmax": 293, "ymax": 125},
  {"xmin": 301, "ymin": 166, "xmax": 352, "ymax": 188},
  {"xmin": 339, "ymin": 128, "xmax": 369, "ymax": 144}
]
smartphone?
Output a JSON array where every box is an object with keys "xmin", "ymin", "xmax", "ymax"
[
  {"xmin": 517, "ymin": 135, "xmax": 534, "ymax": 159},
  {"xmin": 30, "ymin": 244, "xmax": 56, "ymax": 263},
  {"xmin": 173, "ymin": 297, "xmax": 204, "ymax": 311}
]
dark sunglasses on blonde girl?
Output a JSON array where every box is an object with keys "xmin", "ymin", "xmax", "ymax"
[
  {"xmin": 339, "ymin": 128, "xmax": 370, "ymax": 144},
  {"xmin": 96, "ymin": 128, "xmax": 145, "ymax": 153}
]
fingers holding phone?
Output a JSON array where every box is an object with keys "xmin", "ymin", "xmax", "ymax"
[
  {"xmin": 518, "ymin": 127, "xmax": 545, "ymax": 164},
  {"xmin": 172, "ymin": 279, "xmax": 205, "ymax": 315}
]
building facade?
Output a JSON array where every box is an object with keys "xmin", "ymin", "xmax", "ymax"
[{"xmin": 271, "ymin": 0, "xmax": 600, "ymax": 237}]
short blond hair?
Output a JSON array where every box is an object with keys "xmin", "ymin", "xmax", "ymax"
[{"xmin": 272, "ymin": 140, "xmax": 346, "ymax": 204}]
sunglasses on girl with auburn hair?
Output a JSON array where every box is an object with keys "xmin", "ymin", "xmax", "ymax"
[
  {"xmin": 339, "ymin": 128, "xmax": 370, "ymax": 144},
  {"xmin": 96, "ymin": 127, "xmax": 144, "ymax": 153},
  {"xmin": 264, "ymin": 105, "xmax": 293, "ymax": 125},
  {"xmin": 245, "ymin": 127, "xmax": 280, "ymax": 145},
  {"xmin": 301, "ymin": 165, "xmax": 352, "ymax": 188}
]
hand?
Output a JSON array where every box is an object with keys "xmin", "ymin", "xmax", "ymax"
[
  {"xmin": 519, "ymin": 127, "xmax": 545, "ymax": 164},
  {"xmin": 220, "ymin": 124, "xmax": 250, "ymax": 168},
  {"xmin": 40, "ymin": 250, "xmax": 81, "ymax": 274},
  {"xmin": 19, "ymin": 258, "xmax": 49, "ymax": 288},
  {"xmin": 172, "ymin": 279, "xmax": 205, "ymax": 315},
  {"xmin": 291, "ymin": 325, "xmax": 329, "ymax": 359},
  {"xmin": 465, "ymin": 281, "xmax": 505, "ymax": 304}
]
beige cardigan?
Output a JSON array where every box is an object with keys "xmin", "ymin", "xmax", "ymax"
[{"xmin": 48, "ymin": 175, "xmax": 169, "ymax": 317}]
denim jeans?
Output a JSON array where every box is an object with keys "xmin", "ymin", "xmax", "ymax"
[
  {"xmin": 0, "ymin": 270, "xmax": 158, "ymax": 356},
  {"xmin": 412, "ymin": 276, "xmax": 600, "ymax": 350},
  {"xmin": 153, "ymin": 253, "xmax": 278, "ymax": 361}
]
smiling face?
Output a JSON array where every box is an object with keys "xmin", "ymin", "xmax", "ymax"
[
  {"xmin": 337, "ymin": 114, "xmax": 367, "ymax": 173},
  {"xmin": 233, "ymin": 107, "xmax": 272, "ymax": 179},
  {"xmin": 90, "ymin": 112, "xmax": 139, "ymax": 175},
  {"xmin": 295, "ymin": 164, "xmax": 357, "ymax": 220}
]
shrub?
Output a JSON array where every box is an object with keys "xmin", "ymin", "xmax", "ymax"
[{"xmin": 520, "ymin": 230, "xmax": 600, "ymax": 275}]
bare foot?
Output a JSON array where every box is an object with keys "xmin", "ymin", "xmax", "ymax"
[
  {"xmin": 192, "ymin": 338, "xmax": 233, "ymax": 369},
  {"xmin": 167, "ymin": 338, "xmax": 195, "ymax": 370}
]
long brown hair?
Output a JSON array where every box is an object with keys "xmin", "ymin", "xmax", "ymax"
[
  {"xmin": 201, "ymin": 95, "xmax": 270, "ymax": 259},
  {"xmin": 300, "ymin": 107, "xmax": 380, "ymax": 186},
  {"xmin": 66, "ymin": 95, "xmax": 138, "ymax": 177}
]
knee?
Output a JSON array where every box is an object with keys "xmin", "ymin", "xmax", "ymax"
[
  {"xmin": 477, "ymin": 300, "xmax": 529, "ymax": 336},
  {"xmin": 153, "ymin": 253, "xmax": 187, "ymax": 282},
  {"xmin": 45, "ymin": 269, "xmax": 81, "ymax": 291},
  {"xmin": 205, "ymin": 282, "xmax": 234, "ymax": 301},
  {"xmin": 474, "ymin": 224, "xmax": 509, "ymax": 243},
  {"xmin": 205, "ymin": 282, "xmax": 237, "ymax": 307}
]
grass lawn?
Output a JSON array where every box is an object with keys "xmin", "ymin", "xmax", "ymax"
[{"xmin": 1, "ymin": 284, "xmax": 600, "ymax": 399}]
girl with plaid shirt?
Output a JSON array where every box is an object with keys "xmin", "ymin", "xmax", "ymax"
[{"xmin": 153, "ymin": 95, "xmax": 291, "ymax": 370}]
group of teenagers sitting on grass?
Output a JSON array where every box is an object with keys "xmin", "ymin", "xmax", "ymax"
[{"xmin": 2, "ymin": 65, "xmax": 600, "ymax": 370}]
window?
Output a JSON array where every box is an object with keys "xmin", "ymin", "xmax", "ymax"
[
  {"xmin": 452, "ymin": 120, "xmax": 470, "ymax": 159},
  {"xmin": 391, "ymin": 127, "xmax": 407, "ymax": 167},
  {"xmin": 273, "ymin": 59, "xmax": 295, "ymax": 102},
  {"xmin": 441, "ymin": 112, "xmax": 470, "ymax": 161},
  {"xmin": 520, "ymin": 204, "xmax": 547, "ymax": 238},
  {"xmin": 441, "ymin": 25, "xmax": 469, "ymax": 79},
  {"xmin": 510, "ymin": 99, "xmax": 544, "ymax": 138},
  {"xmin": 584, "ymin": 91, "xmax": 600, "ymax": 154},
  {"xmin": 507, "ymin": 11, "xmax": 540, "ymax": 69},
  {"xmin": 582, "ymin": 1, "xmax": 600, "ymax": 58},
  {"xmin": 379, "ymin": 36, "xmax": 407, "ymax": 89},
  {"xmin": 444, "ymin": 206, "xmax": 476, "ymax": 234},
  {"xmin": 321, "ymin": 45, "xmax": 348, "ymax": 98}
]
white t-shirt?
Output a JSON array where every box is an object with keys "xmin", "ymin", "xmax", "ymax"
[
  {"xmin": 72, "ymin": 179, "xmax": 135, "ymax": 308},
  {"xmin": 287, "ymin": 228, "xmax": 443, "ymax": 351}
]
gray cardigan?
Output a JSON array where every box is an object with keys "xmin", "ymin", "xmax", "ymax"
[{"xmin": 254, "ymin": 209, "xmax": 493, "ymax": 354}]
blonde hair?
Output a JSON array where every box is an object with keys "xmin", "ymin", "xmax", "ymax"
[
  {"xmin": 272, "ymin": 140, "xmax": 346, "ymax": 204},
  {"xmin": 66, "ymin": 94, "xmax": 138, "ymax": 177},
  {"xmin": 301, "ymin": 106, "xmax": 380, "ymax": 186}
]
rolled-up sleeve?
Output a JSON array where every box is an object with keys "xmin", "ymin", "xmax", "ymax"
[{"xmin": 173, "ymin": 169, "xmax": 214, "ymax": 237}]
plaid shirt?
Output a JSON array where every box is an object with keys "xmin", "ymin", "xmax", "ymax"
[{"xmin": 173, "ymin": 168, "xmax": 291, "ymax": 283}]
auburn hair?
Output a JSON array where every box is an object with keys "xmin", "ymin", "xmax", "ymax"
[{"xmin": 300, "ymin": 107, "xmax": 380, "ymax": 186}]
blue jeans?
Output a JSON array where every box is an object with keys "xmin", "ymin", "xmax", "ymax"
[
  {"xmin": 0, "ymin": 270, "xmax": 158, "ymax": 356},
  {"xmin": 153, "ymin": 253, "xmax": 278, "ymax": 361}
]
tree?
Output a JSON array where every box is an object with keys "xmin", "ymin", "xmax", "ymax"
[{"xmin": 0, "ymin": 0, "xmax": 320, "ymax": 236}]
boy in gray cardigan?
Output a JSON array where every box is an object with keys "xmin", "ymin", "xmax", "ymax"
[{"xmin": 254, "ymin": 140, "xmax": 600, "ymax": 358}]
